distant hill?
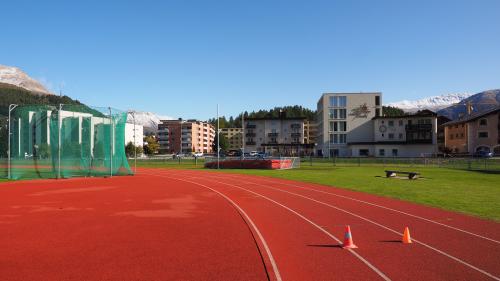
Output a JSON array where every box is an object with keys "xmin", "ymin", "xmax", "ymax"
[
  {"xmin": 0, "ymin": 82, "xmax": 81, "ymax": 116},
  {"xmin": 437, "ymin": 89, "xmax": 500, "ymax": 120},
  {"xmin": 0, "ymin": 64, "xmax": 53, "ymax": 95}
]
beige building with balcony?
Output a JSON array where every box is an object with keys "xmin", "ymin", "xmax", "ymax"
[
  {"xmin": 157, "ymin": 119, "xmax": 215, "ymax": 154},
  {"xmin": 244, "ymin": 112, "xmax": 314, "ymax": 156},
  {"xmin": 220, "ymin": 128, "xmax": 243, "ymax": 151},
  {"xmin": 443, "ymin": 106, "xmax": 500, "ymax": 155}
]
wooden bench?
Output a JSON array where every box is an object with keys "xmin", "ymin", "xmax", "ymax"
[{"xmin": 385, "ymin": 170, "xmax": 420, "ymax": 180}]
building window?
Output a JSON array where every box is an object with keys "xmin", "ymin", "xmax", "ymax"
[
  {"xmin": 479, "ymin": 119, "xmax": 487, "ymax": 126},
  {"xmin": 392, "ymin": 149, "xmax": 398, "ymax": 157},
  {"xmin": 388, "ymin": 120, "xmax": 394, "ymax": 127},
  {"xmin": 329, "ymin": 96, "xmax": 347, "ymax": 107},
  {"xmin": 375, "ymin": 96, "xmax": 381, "ymax": 106},
  {"xmin": 398, "ymin": 133, "xmax": 403, "ymax": 139},
  {"xmin": 450, "ymin": 134, "xmax": 454, "ymax": 140},
  {"xmin": 329, "ymin": 109, "xmax": 346, "ymax": 119},
  {"xmin": 379, "ymin": 149, "xmax": 385, "ymax": 156},
  {"xmin": 329, "ymin": 133, "xmax": 346, "ymax": 144},
  {"xmin": 399, "ymin": 120, "xmax": 404, "ymax": 126},
  {"xmin": 359, "ymin": 149, "xmax": 369, "ymax": 156},
  {"xmin": 375, "ymin": 108, "xmax": 381, "ymax": 117},
  {"xmin": 388, "ymin": 133, "xmax": 394, "ymax": 139},
  {"xmin": 478, "ymin": 132, "xmax": 488, "ymax": 138}
]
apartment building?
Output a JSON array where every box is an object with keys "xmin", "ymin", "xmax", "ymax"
[
  {"xmin": 304, "ymin": 120, "xmax": 318, "ymax": 146},
  {"xmin": 244, "ymin": 112, "xmax": 314, "ymax": 156},
  {"xmin": 157, "ymin": 119, "xmax": 215, "ymax": 154},
  {"xmin": 349, "ymin": 110, "xmax": 439, "ymax": 157},
  {"xmin": 317, "ymin": 92, "xmax": 382, "ymax": 156},
  {"xmin": 220, "ymin": 128, "xmax": 243, "ymax": 151},
  {"xmin": 443, "ymin": 106, "xmax": 500, "ymax": 155},
  {"xmin": 125, "ymin": 123, "xmax": 144, "ymax": 147}
]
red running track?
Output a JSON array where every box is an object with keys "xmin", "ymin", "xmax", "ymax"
[{"xmin": 1, "ymin": 168, "xmax": 499, "ymax": 280}]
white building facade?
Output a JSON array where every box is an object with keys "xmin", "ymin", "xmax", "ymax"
[
  {"xmin": 317, "ymin": 92, "xmax": 382, "ymax": 157},
  {"xmin": 125, "ymin": 123, "xmax": 144, "ymax": 147},
  {"xmin": 349, "ymin": 110, "xmax": 438, "ymax": 157}
]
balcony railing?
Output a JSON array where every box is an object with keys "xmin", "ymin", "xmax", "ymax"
[
  {"xmin": 406, "ymin": 139, "xmax": 433, "ymax": 144},
  {"xmin": 406, "ymin": 124, "xmax": 432, "ymax": 131},
  {"xmin": 246, "ymin": 124, "xmax": 256, "ymax": 129},
  {"xmin": 291, "ymin": 132, "xmax": 301, "ymax": 137},
  {"xmin": 268, "ymin": 132, "xmax": 278, "ymax": 137},
  {"xmin": 246, "ymin": 133, "xmax": 256, "ymax": 137},
  {"xmin": 246, "ymin": 141, "xmax": 256, "ymax": 145},
  {"xmin": 290, "ymin": 124, "xmax": 301, "ymax": 129}
]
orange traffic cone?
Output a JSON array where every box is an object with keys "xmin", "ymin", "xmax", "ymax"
[
  {"xmin": 342, "ymin": 225, "xmax": 358, "ymax": 248},
  {"xmin": 402, "ymin": 227, "xmax": 412, "ymax": 244}
]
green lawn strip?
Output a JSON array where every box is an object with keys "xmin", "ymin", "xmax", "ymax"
[{"xmin": 213, "ymin": 166, "xmax": 500, "ymax": 221}]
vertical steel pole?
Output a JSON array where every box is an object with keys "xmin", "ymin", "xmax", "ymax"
[
  {"xmin": 132, "ymin": 111, "xmax": 137, "ymax": 173},
  {"xmin": 58, "ymin": 104, "xmax": 63, "ymax": 179},
  {"xmin": 179, "ymin": 120, "xmax": 182, "ymax": 156},
  {"xmin": 109, "ymin": 107, "xmax": 113, "ymax": 177},
  {"xmin": 217, "ymin": 104, "xmax": 219, "ymax": 169},
  {"xmin": 242, "ymin": 113, "xmax": 245, "ymax": 159},
  {"xmin": 8, "ymin": 104, "xmax": 18, "ymax": 179}
]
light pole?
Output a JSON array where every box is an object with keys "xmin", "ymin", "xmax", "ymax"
[
  {"xmin": 241, "ymin": 112, "xmax": 245, "ymax": 159},
  {"xmin": 7, "ymin": 104, "xmax": 18, "ymax": 179},
  {"xmin": 217, "ymin": 104, "xmax": 219, "ymax": 169}
]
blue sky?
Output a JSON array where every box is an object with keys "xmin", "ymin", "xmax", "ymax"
[{"xmin": 1, "ymin": 0, "xmax": 499, "ymax": 120}]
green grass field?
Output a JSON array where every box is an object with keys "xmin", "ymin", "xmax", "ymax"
[{"xmin": 135, "ymin": 159, "xmax": 500, "ymax": 221}]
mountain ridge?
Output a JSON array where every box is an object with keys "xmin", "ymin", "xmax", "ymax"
[{"xmin": 0, "ymin": 65, "xmax": 53, "ymax": 95}]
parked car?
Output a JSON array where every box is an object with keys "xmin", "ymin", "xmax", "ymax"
[
  {"xmin": 473, "ymin": 151, "xmax": 493, "ymax": 158},
  {"xmin": 249, "ymin": 151, "xmax": 259, "ymax": 156},
  {"xmin": 193, "ymin": 152, "xmax": 203, "ymax": 157}
]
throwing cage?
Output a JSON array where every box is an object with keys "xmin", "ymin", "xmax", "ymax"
[{"xmin": 4, "ymin": 104, "xmax": 132, "ymax": 179}]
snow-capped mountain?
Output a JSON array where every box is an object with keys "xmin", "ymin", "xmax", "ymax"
[
  {"xmin": 127, "ymin": 111, "xmax": 174, "ymax": 134},
  {"xmin": 437, "ymin": 89, "xmax": 500, "ymax": 120},
  {"xmin": 0, "ymin": 64, "xmax": 53, "ymax": 95},
  {"xmin": 386, "ymin": 93, "xmax": 473, "ymax": 112}
]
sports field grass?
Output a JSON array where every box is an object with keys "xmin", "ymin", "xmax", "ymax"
[{"xmin": 135, "ymin": 159, "xmax": 500, "ymax": 221}]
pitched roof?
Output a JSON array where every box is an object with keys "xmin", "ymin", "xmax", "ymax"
[{"xmin": 442, "ymin": 106, "xmax": 500, "ymax": 126}]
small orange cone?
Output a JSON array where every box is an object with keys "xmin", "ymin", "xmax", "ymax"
[
  {"xmin": 342, "ymin": 225, "xmax": 358, "ymax": 248},
  {"xmin": 402, "ymin": 227, "xmax": 412, "ymax": 244}
]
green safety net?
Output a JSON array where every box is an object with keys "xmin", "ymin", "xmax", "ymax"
[{"xmin": 4, "ymin": 105, "xmax": 132, "ymax": 179}]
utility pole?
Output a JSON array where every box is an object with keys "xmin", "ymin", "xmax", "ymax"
[{"xmin": 7, "ymin": 104, "xmax": 18, "ymax": 179}]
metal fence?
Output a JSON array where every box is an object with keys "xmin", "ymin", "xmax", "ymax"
[
  {"xmin": 300, "ymin": 157, "xmax": 500, "ymax": 171},
  {"xmin": 130, "ymin": 155, "xmax": 499, "ymax": 171}
]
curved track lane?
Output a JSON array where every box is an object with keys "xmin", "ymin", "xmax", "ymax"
[{"xmin": 142, "ymin": 168, "xmax": 500, "ymax": 281}]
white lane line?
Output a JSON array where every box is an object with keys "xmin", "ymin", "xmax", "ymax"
[
  {"xmin": 144, "ymin": 172, "xmax": 282, "ymax": 281},
  {"xmin": 148, "ymin": 171, "xmax": 392, "ymax": 281},
  {"xmin": 201, "ymin": 174, "xmax": 500, "ymax": 281},
  {"xmin": 211, "ymin": 173, "xmax": 500, "ymax": 245}
]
